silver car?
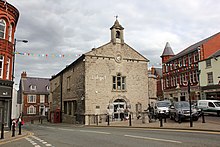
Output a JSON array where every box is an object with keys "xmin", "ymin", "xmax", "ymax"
[
  {"xmin": 155, "ymin": 100, "xmax": 171, "ymax": 117},
  {"xmin": 169, "ymin": 101, "xmax": 199, "ymax": 122}
]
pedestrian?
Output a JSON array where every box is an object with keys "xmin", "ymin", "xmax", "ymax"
[{"xmin": 147, "ymin": 104, "xmax": 154, "ymax": 121}]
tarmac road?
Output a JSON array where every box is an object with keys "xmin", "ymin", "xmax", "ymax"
[{"xmin": 1, "ymin": 123, "xmax": 220, "ymax": 147}]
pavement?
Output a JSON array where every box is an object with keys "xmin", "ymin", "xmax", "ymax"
[
  {"xmin": 1, "ymin": 116, "xmax": 220, "ymax": 145},
  {"xmin": 0, "ymin": 126, "xmax": 31, "ymax": 145}
]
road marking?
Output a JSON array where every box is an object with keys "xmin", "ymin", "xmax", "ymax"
[
  {"xmin": 124, "ymin": 134, "xmax": 182, "ymax": 144},
  {"xmin": 58, "ymin": 128, "xmax": 76, "ymax": 131},
  {"xmin": 46, "ymin": 126, "xmax": 56, "ymax": 129},
  {"xmin": 79, "ymin": 130, "xmax": 111, "ymax": 135}
]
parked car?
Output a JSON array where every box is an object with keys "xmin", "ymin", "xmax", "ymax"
[
  {"xmin": 197, "ymin": 100, "xmax": 220, "ymax": 116},
  {"xmin": 169, "ymin": 101, "xmax": 199, "ymax": 122},
  {"xmin": 155, "ymin": 100, "xmax": 171, "ymax": 117}
]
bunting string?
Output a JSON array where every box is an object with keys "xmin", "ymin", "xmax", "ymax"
[{"xmin": 14, "ymin": 52, "xmax": 82, "ymax": 58}]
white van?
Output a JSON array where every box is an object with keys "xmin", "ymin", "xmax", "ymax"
[{"xmin": 197, "ymin": 100, "xmax": 220, "ymax": 116}]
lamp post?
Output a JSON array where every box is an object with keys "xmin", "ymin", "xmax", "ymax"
[
  {"xmin": 12, "ymin": 39, "xmax": 28, "ymax": 80},
  {"xmin": 11, "ymin": 39, "xmax": 28, "ymax": 126},
  {"xmin": 188, "ymin": 77, "xmax": 193, "ymax": 127}
]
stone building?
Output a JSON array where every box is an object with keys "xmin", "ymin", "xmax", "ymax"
[
  {"xmin": 0, "ymin": 0, "xmax": 19, "ymax": 131},
  {"xmin": 50, "ymin": 19, "xmax": 149, "ymax": 125}
]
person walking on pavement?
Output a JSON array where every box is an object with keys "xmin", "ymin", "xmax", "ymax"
[{"xmin": 147, "ymin": 104, "xmax": 154, "ymax": 122}]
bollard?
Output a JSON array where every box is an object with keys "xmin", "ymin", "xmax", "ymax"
[
  {"xmin": 159, "ymin": 114, "xmax": 163, "ymax": 127},
  {"xmin": 41, "ymin": 118, "xmax": 43, "ymax": 124},
  {"xmin": 18, "ymin": 122, "xmax": 21, "ymax": 135},
  {"xmin": 31, "ymin": 119, "xmax": 34, "ymax": 124},
  {"xmin": 142, "ymin": 113, "xmax": 145, "ymax": 124},
  {"xmin": 202, "ymin": 111, "xmax": 205, "ymax": 123},
  {"xmin": 1, "ymin": 123, "xmax": 4, "ymax": 139},
  {"xmin": 96, "ymin": 115, "xmax": 98, "ymax": 126},
  {"xmin": 178, "ymin": 112, "xmax": 181, "ymax": 124},
  {"xmin": 12, "ymin": 122, "xmax": 15, "ymax": 137},
  {"xmin": 164, "ymin": 114, "xmax": 167, "ymax": 123},
  {"xmin": 107, "ymin": 115, "xmax": 110, "ymax": 126},
  {"xmin": 129, "ymin": 114, "xmax": 132, "ymax": 126}
]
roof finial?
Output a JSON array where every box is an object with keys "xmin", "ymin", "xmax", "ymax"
[{"xmin": 114, "ymin": 15, "xmax": 118, "ymax": 20}]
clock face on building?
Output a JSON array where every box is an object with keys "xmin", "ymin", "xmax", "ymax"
[{"xmin": 115, "ymin": 54, "xmax": 122, "ymax": 63}]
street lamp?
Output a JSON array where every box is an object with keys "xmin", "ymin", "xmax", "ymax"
[
  {"xmin": 11, "ymin": 39, "xmax": 27, "ymax": 124},
  {"xmin": 12, "ymin": 39, "xmax": 28, "ymax": 80}
]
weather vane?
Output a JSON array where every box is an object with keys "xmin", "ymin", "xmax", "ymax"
[{"xmin": 114, "ymin": 15, "xmax": 118, "ymax": 20}]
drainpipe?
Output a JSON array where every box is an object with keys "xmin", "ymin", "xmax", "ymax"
[{"xmin": 60, "ymin": 73, "xmax": 63, "ymax": 123}]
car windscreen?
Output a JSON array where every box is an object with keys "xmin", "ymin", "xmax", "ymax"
[
  {"xmin": 175, "ymin": 102, "xmax": 189, "ymax": 108},
  {"xmin": 157, "ymin": 102, "xmax": 170, "ymax": 107},
  {"xmin": 214, "ymin": 102, "xmax": 220, "ymax": 107}
]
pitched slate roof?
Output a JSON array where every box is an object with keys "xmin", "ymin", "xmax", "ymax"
[
  {"xmin": 22, "ymin": 77, "xmax": 50, "ymax": 94},
  {"xmin": 161, "ymin": 42, "xmax": 174, "ymax": 57},
  {"xmin": 167, "ymin": 32, "xmax": 220, "ymax": 62},
  {"xmin": 208, "ymin": 49, "xmax": 220, "ymax": 58}
]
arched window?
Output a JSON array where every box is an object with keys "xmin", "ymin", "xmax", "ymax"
[
  {"xmin": 0, "ymin": 19, "xmax": 6, "ymax": 39},
  {"xmin": 27, "ymin": 105, "xmax": 36, "ymax": 114},
  {"xmin": 116, "ymin": 31, "xmax": 120, "ymax": 38},
  {"xmin": 8, "ymin": 24, "xmax": 13, "ymax": 42}
]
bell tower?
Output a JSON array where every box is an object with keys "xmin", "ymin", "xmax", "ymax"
[{"xmin": 110, "ymin": 17, "xmax": 124, "ymax": 44}]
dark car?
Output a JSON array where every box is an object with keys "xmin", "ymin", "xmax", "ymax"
[{"xmin": 169, "ymin": 101, "xmax": 199, "ymax": 122}]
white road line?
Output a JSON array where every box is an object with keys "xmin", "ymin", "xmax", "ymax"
[
  {"xmin": 79, "ymin": 130, "xmax": 111, "ymax": 135},
  {"xmin": 124, "ymin": 134, "xmax": 182, "ymax": 144},
  {"xmin": 58, "ymin": 128, "xmax": 76, "ymax": 131},
  {"xmin": 46, "ymin": 127, "xmax": 56, "ymax": 129}
]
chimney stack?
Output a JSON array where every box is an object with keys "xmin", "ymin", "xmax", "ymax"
[{"xmin": 21, "ymin": 71, "xmax": 27, "ymax": 78}]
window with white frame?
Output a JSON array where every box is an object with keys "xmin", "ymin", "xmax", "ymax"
[
  {"xmin": 30, "ymin": 85, "xmax": 37, "ymax": 90},
  {"xmin": 46, "ymin": 85, "xmax": 50, "ymax": 91},
  {"xmin": 0, "ymin": 55, "xmax": 4, "ymax": 78},
  {"xmin": 28, "ymin": 95, "xmax": 36, "ymax": 103},
  {"xmin": 8, "ymin": 24, "xmax": 13, "ymax": 42},
  {"xmin": 0, "ymin": 19, "xmax": 6, "ymax": 39},
  {"xmin": 40, "ymin": 95, "xmax": 45, "ymax": 103},
  {"xmin": 188, "ymin": 54, "xmax": 192, "ymax": 65},
  {"xmin": 179, "ymin": 58, "xmax": 182, "ymax": 67},
  {"xmin": 112, "ymin": 73, "xmax": 126, "ymax": 90},
  {"xmin": 27, "ymin": 105, "xmax": 36, "ymax": 114},
  {"xmin": 6, "ymin": 58, "xmax": 10, "ymax": 80}
]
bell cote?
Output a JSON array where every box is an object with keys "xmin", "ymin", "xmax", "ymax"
[{"xmin": 110, "ymin": 19, "xmax": 124, "ymax": 44}]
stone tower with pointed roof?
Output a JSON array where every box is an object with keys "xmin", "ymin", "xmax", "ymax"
[
  {"xmin": 50, "ymin": 19, "xmax": 150, "ymax": 125},
  {"xmin": 110, "ymin": 19, "xmax": 124, "ymax": 44},
  {"xmin": 161, "ymin": 42, "xmax": 175, "ymax": 63}
]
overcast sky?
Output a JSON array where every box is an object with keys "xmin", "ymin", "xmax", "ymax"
[{"xmin": 6, "ymin": 0, "xmax": 220, "ymax": 89}]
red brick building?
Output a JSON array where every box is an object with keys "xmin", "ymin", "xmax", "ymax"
[
  {"xmin": 0, "ymin": 0, "xmax": 19, "ymax": 128},
  {"xmin": 161, "ymin": 33, "xmax": 220, "ymax": 102},
  {"xmin": 18, "ymin": 72, "xmax": 50, "ymax": 122}
]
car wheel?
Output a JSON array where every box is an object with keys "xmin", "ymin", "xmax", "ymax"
[
  {"xmin": 217, "ymin": 111, "xmax": 220, "ymax": 117},
  {"xmin": 193, "ymin": 117, "xmax": 198, "ymax": 121},
  {"xmin": 174, "ymin": 114, "xmax": 179, "ymax": 122}
]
